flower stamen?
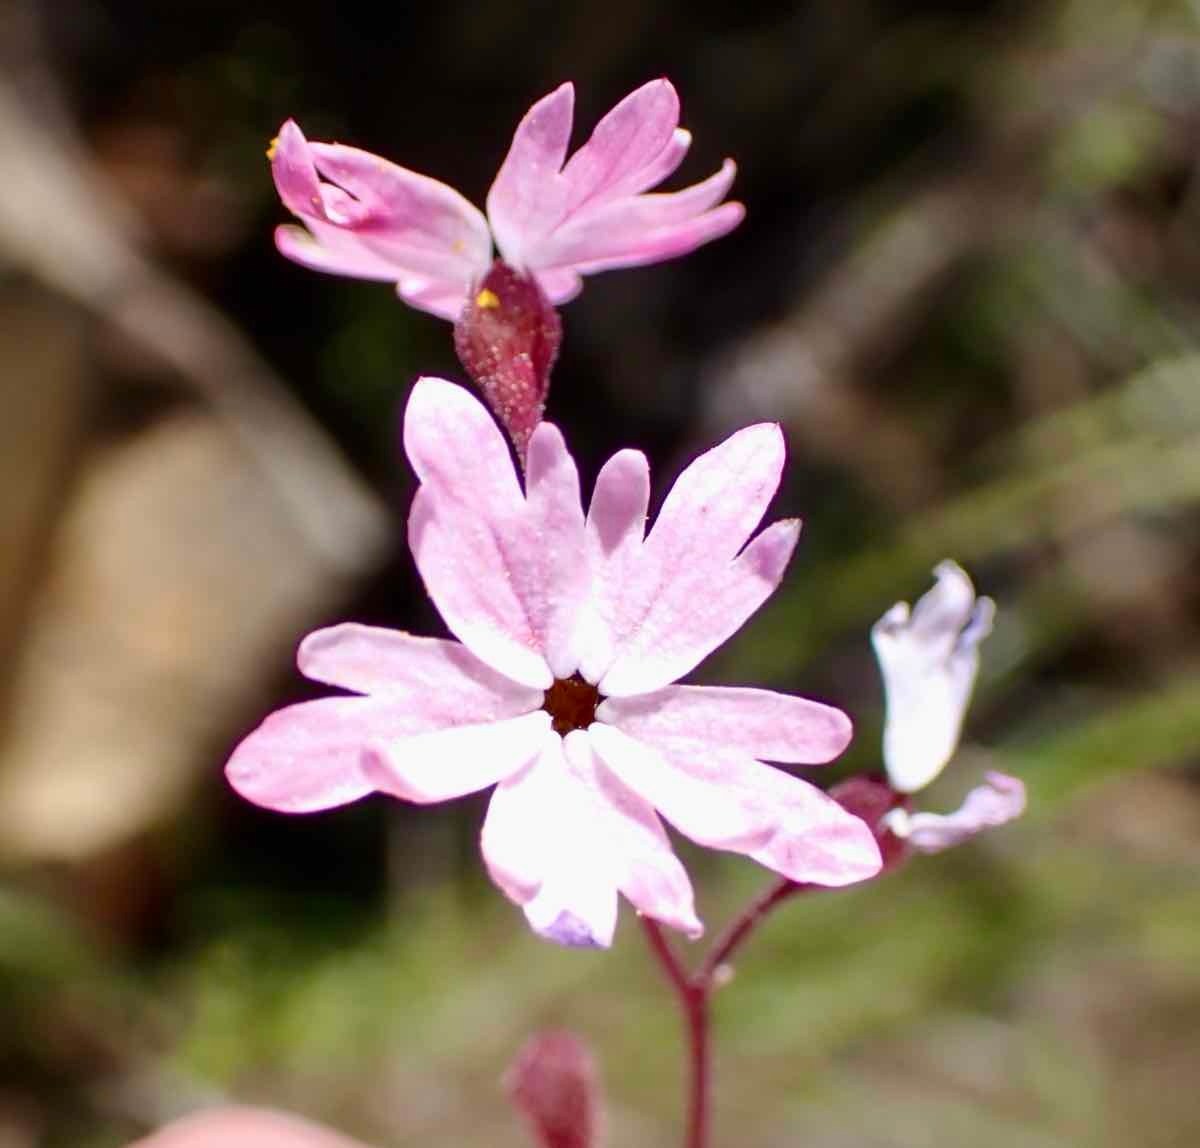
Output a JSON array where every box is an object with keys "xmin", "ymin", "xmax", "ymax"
[{"xmin": 543, "ymin": 675, "xmax": 600, "ymax": 737}]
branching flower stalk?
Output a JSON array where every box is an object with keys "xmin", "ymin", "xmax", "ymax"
[{"xmin": 246, "ymin": 78, "xmax": 1028, "ymax": 1148}]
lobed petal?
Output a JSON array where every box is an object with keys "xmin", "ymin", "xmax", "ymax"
[
  {"xmin": 270, "ymin": 121, "xmax": 490, "ymax": 317},
  {"xmin": 886, "ymin": 772, "xmax": 1026, "ymax": 853},
  {"xmin": 225, "ymin": 696, "xmax": 413, "ymax": 813},
  {"xmin": 592, "ymin": 422, "xmax": 790, "ymax": 693},
  {"xmin": 537, "ymin": 163, "xmax": 742, "ymax": 275},
  {"xmin": 597, "ymin": 683, "xmax": 851, "ymax": 766},
  {"xmin": 576, "ymin": 449, "xmax": 651, "ymax": 684},
  {"xmin": 486, "ymin": 80, "xmax": 741, "ymax": 284},
  {"xmin": 559, "ymin": 79, "xmax": 684, "ymax": 213},
  {"xmin": 565, "ymin": 731, "xmax": 701, "ymax": 938},
  {"xmin": 873, "ymin": 561, "xmax": 996, "ymax": 793},
  {"xmin": 599, "ymin": 517, "xmax": 800, "ymax": 697},
  {"xmin": 588, "ymin": 723, "xmax": 880, "ymax": 885},
  {"xmin": 481, "ymin": 730, "xmax": 699, "ymax": 945},
  {"xmin": 274, "ymin": 221, "xmax": 402, "ymax": 282},
  {"xmin": 363, "ymin": 711, "xmax": 550, "ymax": 804},
  {"xmin": 487, "ymin": 83, "xmax": 575, "ymax": 270},
  {"xmin": 404, "ymin": 381, "xmax": 589, "ymax": 686},
  {"xmin": 308, "ymin": 141, "xmax": 491, "ymax": 286},
  {"xmin": 483, "ymin": 733, "xmax": 619, "ymax": 948},
  {"xmin": 297, "ymin": 623, "xmax": 543, "ymax": 716}
]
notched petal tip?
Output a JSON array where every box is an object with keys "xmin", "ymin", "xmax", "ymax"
[{"xmin": 537, "ymin": 910, "xmax": 610, "ymax": 949}]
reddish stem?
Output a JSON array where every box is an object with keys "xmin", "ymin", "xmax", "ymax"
[{"xmin": 639, "ymin": 880, "xmax": 812, "ymax": 1148}]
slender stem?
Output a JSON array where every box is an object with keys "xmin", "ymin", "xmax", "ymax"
[
  {"xmin": 640, "ymin": 881, "xmax": 817, "ymax": 1148},
  {"xmin": 699, "ymin": 878, "xmax": 809, "ymax": 984},
  {"xmin": 639, "ymin": 917, "xmax": 710, "ymax": 1148}
]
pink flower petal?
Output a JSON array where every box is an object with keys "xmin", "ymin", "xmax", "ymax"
[
  {"xmin": 539, "ymin": 164, "xmax": 741, "ymax": 274},
  {"xmin": 396, "ymin": 275, "xmax": 472, "ymax": 320},
  {"xmin": 588, "ymin": 723, "xmax": 881, "ymax": 886},
  {"xmin": 559, "ymin": 79, "xmax": 684, "ymax": 212},
  {"xmin": 297, "ymin": 623, "xmax": 543, "ymax": 716},
  {"xmin": 599, "ymin": 518, "xmax": 800, "ymax": 698},
  {"xmin": 308, "ymin": 141, "xmax": 491, "ymax": 284},
  {"xmin": 404, "ymin": 380, "xmax": 588, "ymax": 686},
  {"xmin": 482, "ymin": 731, "xmax": 698, "ymax": 943},
  {"xmin": 565, "ymin": 731, "xmax": 701, "ymax": 938},
  {"xmin": 597, "ymin": 683, "xmax": 852, "ymax": 766},
  {"xmin": 363, "ymin": 711, "xmax": 550, "ymax": 804},
  {"xmin": 271, "ymin": 120, "xmax": 325, "ymax": 220},
  {"xmin": 225, "ymin": 697, "xmax": 408, "ymax": 813},
  {"xmin": 887, "ymin": 772, "xmax": 1026, "ymax": 853},
  {"xmin": 577, "ymin": 448, "xmax": 650, "ymax": 684},
  {"xmin": 533, "ymin": 267, "xmax": 584, "ymax": 305},
  {"xmin": 487, "ymin": 83, "xmax": 575, "ymax": 269},
  {"xmin": 486, "ymin": 80, "xmax": 741, "ymax": 282},
  {"xmin": 595, "ymin": 422, "xmax": 793, "ymax": 695},
  {"xmin": 127, "ymin": 1106, "xmax": 373, "ymax": 1148},
  {"xmin": 269, "ymin": 121, "xmax": 490, "ymax": 316},
  {"xmin": 274, "ymin": 222, "xmax": 401, "ymax": 282},
  {"xmin": 488, "ymin": 733, "xmax": 620, "ymax": 948}
]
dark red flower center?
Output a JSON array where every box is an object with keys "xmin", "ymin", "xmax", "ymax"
[{"xmin": 543, "ymin": 674, "xmax": 601, "ymax": 736}]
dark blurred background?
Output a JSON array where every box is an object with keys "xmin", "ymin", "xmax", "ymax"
[{"xmin": 2, "ymin": 0, "xmax": 1199, "ymax": 1145}]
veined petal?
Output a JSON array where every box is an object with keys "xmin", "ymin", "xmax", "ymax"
[
  {"xmin": 482, "ymin": 732, "xmax": 619, "ymax": 949},
  {"xmin": 565, "ymin": 731, "xmax": 701, "ymax": 938},
  {"xmin": 307, "ymin": 142, "xmax": 491, "ymax": 285},
  {"xmin": 403, "ymin": 375, "xmax": 525, "ymax": 511},
  {"xmin": 297, "ymin": 624, "xmax": 543, "ymax": 716},
  {"xmin": 524, "ymin": 422, "xmax": 590, "ymax": 677},
  {"xmin": 363, "ymin": 711, "xmax": 549, "ymax": 804},
  {"xmin": 275, "ymin": 222, "xmax": 403, "ymax": 281},
  {"xmin": 408, "ymin": 487, "xmax": 552, "ymax": 688},
  {"xmin": 886, "ymin": 772, "xmax": 1026, "ymax": 853},
  {"xmin": 593, "ymin": 422, "xmax": 790, "ymax": 694},
  {"xmin": 559, "ymin": 79, "xmax": 683, "ymax": 212},
  {"xmin": 599, "ymin": 517, "xmax": 800, "ymax": 697},
  {"xmin": 269, "ymin": 121, "xmax": 490, "ymax": 317},
  {"xmin": 577, "ymin": 449, "xmax": 650, "ymax": 684},
  {"xmin": 271, "ymin": 119, "xmax": 325, "ymax": 221},
  {"xmin": 588, "ymin": 723, "xmax": 880, "ymax": 885},
  {"xmin": 404, "ymin": 381, "xmax": 588, "ymax": 686},
  {"xmin": 537, "ymin": 163, "xmax": 740, "ymax": 274},
  {"xmin": 487, "ymin": 83, "xmax": 575, "ymax": 269},
  {"xmin": 873, "ymin": 561, "xmax": 996, "ymax": 793},
  {"xmin": 486, "ymin": 80, "xmax": 742, "ymax": 282},
  {"xmin": 597, "ymin": 683, "xmax": 852, "ymax": 766},
  {"xmin": 225, "ymin": 696, "xmax": 410, "ymax": 813}
]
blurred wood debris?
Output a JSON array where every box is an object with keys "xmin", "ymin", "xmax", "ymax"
[{"xmin": 0, "ymin": 53, "xmax": 391, "ymax": 864}]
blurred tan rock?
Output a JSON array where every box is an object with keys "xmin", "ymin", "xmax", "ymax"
[{"xmin": 0, "ymin": 406, "xmax": 382, "ymax": 863}]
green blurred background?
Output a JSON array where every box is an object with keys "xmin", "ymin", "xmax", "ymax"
[{"xmin": 2, "ymin": 0, "xmax": 1199, "ymax": 1144}]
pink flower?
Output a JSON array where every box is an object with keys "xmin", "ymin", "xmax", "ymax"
[
  {"xmin": 871, "ymin": 562, "xmax": 1025, "ymax": 854},
  {"xmin": 269, "ymin": 79, "xmax": 744, "ymax": 320},
  {"xmin": 226, "ymin": 379, "xmax": 881, "ymax": 947}
]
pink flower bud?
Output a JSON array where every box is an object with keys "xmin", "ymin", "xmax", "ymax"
[
  {"xmin": 454, "ymin": 261, "xmax": 562, "ymax": 460},
  {"xmin": 506, "ymin": 1030, "xmax": 602, "ymax": 1148}
]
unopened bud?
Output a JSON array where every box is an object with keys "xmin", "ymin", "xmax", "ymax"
[
  {"xmin": 454, "ymin": 261, "xmax": 562, "ymax": 462},
  {"xmin": 828, "ymin": 773, "xmax": 912, "ymax": 873},
  {"xmin": 505, "ymin": 1030, "xmax": 602, "ymax": 1148}
]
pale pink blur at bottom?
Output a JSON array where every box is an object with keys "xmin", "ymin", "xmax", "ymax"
[{"xmin": 126, "ymin": 1106, "xmax": 373, "ymax": 1148}]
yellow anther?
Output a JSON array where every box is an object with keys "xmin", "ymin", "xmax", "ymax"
[
  {"xmin": 475, "ymin": 288, "xmax": 501, "ymax": 310},
  {"xmin": 265, "ymin": 136, "xmax": 279, "ymax": 162}
]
